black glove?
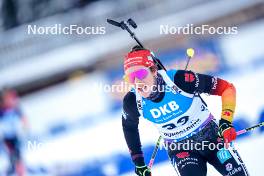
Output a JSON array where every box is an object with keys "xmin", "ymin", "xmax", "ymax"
[
  {"xmin": 135, "ymin": 165, "xmax": 151, "ymax": 176},
  {"xmin": 218, "ymin": 119, "xmax": 237, "ymax": 143}
]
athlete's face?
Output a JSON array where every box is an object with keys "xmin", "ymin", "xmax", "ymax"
[
  {"xmin": 2, "ymin": 90, "xmax": 18, "ymax": 108},
  {"xmin": 125, "ymin": 65, "xmax": 157, "ymax": 98}
]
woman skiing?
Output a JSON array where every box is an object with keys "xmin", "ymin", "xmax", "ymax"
[{"xmin": 122, "ymin": 46, "xmax": 249, "ymax": 176}]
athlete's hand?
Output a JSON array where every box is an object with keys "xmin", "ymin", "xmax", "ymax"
[
  {"xmin": 135, "ymin": 165, "xmax": 151, "ymax": 176},
  {"xmin": 218, "ymin": 119, "xmax": 237, "ymax": 143}
]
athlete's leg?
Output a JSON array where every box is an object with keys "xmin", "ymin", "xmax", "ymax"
[
  {"xmin": 4, "ymin": 136, "xmax": 25, "ymax": 176},
  {"xmin": 167, "ymin": 144, "xmax": 207, "ymax": 176},
  {"xmin": 203, "ymin": 120, "xmax": 249, "ymax": 176},
  {"xmin": 4, "ymin": 138, "xmax": 16, "ymax": 174},
  {"xmin": 207, "ymin": 143, "xmax": 249, "ymax": 176}
]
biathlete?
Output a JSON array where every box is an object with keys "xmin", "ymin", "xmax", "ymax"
[{"xmin": 121, "ymin": 46, "xmax": 249, "ymax": 176}]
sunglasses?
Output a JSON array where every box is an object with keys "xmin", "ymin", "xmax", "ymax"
[{"xmin": 124, "ymin": 68, "xmax": 149, "ymax": 83}]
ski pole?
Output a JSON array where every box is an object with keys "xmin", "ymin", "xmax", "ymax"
[
  {"xmin": 148, "ymin": 121, "xmax": 264, "ymax": 169},
  {"xmin": 236, "ymin": 121, "xmax": 264, "ymax": 136},
  {"xmin": 148, "ymin": 135, "xmax": 162, "ymax": 169},
  {"xmin": 185, "ymin": 48, "xmax": 194, "ymax": 70}
]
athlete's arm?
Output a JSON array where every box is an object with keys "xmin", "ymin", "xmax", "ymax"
[
  {"xmin": 174, "ymin": 70, "xmax": 236, "ymax": 122},
  {"xmin": 122, "ymin": 91, "xmax": 145, "ymax": 166}
]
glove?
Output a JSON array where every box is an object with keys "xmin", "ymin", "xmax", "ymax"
[
  {"xmin": 135, "ymin": 165, "xmax": 151, "ymax": 176},
  {"xmin": 218, "ymin": 118, "xmax": 237, "ymax": 143}
]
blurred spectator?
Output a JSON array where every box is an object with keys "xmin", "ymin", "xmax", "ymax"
[{"xmin": 0, "ymin": 88, "xmax": 28, "ymax": 176}]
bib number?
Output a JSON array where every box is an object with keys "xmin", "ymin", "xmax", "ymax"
[{"xmin": 162, "ymin": 116, "xmax": 189, "ymax": 130}]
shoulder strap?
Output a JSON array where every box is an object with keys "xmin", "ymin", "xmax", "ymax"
[
  {"xmin": 135, "ymin": 89, "xmax": 143, "ymax": 117},
  {"xmin": 158, "ymin": 70, "xmax": 194, "ymax": 98}
]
